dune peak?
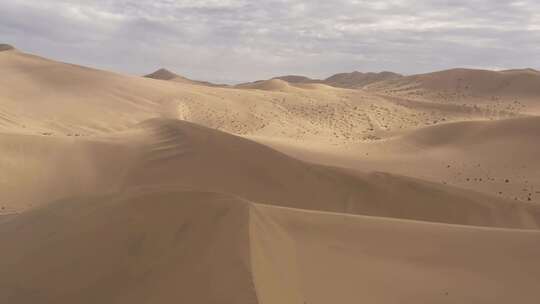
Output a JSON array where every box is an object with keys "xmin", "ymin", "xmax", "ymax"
[
  {"xmin": 0, "ymin": 44, "xmax": 15, "ymax": 52},
  {"xmin": 144, "ymin": 68, "xmax": 179, "ymax": 80}
]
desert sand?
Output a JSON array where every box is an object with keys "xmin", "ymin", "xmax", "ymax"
[{"xmin": 1, "ymin": 45, "xmax": 540, "ymax": 303}]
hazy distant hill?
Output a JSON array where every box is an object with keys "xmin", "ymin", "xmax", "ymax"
[
  {"xmin": 145, "ymin": 68, "xmax": 227, "ymax": 87},
  {"xmin": 239, "ymin": 71, "xmax": 402, "ymax": 89}
]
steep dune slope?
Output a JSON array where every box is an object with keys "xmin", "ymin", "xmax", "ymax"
[
  {"xmin": 0, "ymin": 50, "xmax": 185, "ymax": 133},
  {"xmin": 393, "ymin": 115, "xmax": 540, "ymax": 150},
  {"xmin": 272, "ymin": 116, "xmax": 540, "ymax": 204},
  {"xmin": 362, "ymin": 116, "xmax": 540, "ymax": 201},
  {"xmin": 379, "ymin": 117, "xmax": 540, "ymax": 202},
  {"xmin": 127, "ymin": 119, "xmax": 540, "ymax": 229},
  {"xmin": 0, "ymin": 131, "xmax": 140, "ymax": 213},
  {"xmin": 0, "ymin": 190, "xmax": 257, "ymax": 304},
  {"xmin": 2, "ymin": 118, "xmax": 538, "ymax": 229},
  {"xmin": 251, "ymin": 203, "xmax": 540, "ymax": 304},
  {"xmin": 2, "ymin": 189, "xmax": 538, "ymax": 304}
]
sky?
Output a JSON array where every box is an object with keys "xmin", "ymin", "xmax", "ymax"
[{"xmin": 1, "ymin": 0, "xmax": 539, "ymax": 83}]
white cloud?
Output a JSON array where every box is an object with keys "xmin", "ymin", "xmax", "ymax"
[{"xmin": 0, "ymin": 0, "xmax": 539, "ymax": 83}]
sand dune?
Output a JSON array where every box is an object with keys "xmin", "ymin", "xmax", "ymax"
[
  {"xmin": 2, "ymin": 46, "xmax": 540, "ymax": 303},
  {"xmin": 369, "ymin": 116, "xmax": 540, "ymax": 203},
  {"xmin": 370, "ymin": 68, "xmax": 540, "ymax": 97},
  {"xmin": 324, "ymin": 71, "xmax": 402, "ymax": 89},
  {"xmin": 0, "ymin": 131, "xmax": 139, "ymax": 213},
  {"xmin": 1, "ymin": 188, "xmax": 539, "ymax": 303},
  {"xmin": 251, "ymin": 203, "xmax": 540, "ymax": 304},
  {"xmin": 395, "ymin": 115, "xmax": 540, "ymax": 146},
  {"xmin": 2, "ymin": 118, "xmax": 538, "ymax": 229},
  {"xmin": 415, "ymin": 68, "xmax": 540, "ymax": 98},
  {"xmin": 128, "ymin": 119, "xmax": 540, "ymax": 228},
  {"xmin": 268, "ymin": 116, "xmax": 540, "ymax": 205},
  {"xmin": 3, "ymin": 49, "xmax": 523, "ymax": 143},
  {"xmin": 0, "ymin": 49, "xmax": 185, "ymax": 133},
  {"xmin": 0, "ymin": 50, "xmax": 383, "ymax": 141},
  {"xmin": 144, "ymin": 68, "xmax": 225, "ymax": 87},
  {"xmin": 240, "ymin": 71, "xmax": 402, "ymax": 89},
  {"xmin": 0, "ymin": 190, "xmax": 258, "ymax": 304},
  {"xmin": 369, "ymin": 68, "xmax": 540, "ymax": 114}
]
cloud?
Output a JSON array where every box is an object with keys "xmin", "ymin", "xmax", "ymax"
[{"xmin": 1, "ymin": 0, "xmax": 539, "ymax": 83}]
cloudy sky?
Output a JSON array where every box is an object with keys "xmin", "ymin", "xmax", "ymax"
[{"xmin": 1, "ymin": 0, "xmax": 539, "ymax": 83}]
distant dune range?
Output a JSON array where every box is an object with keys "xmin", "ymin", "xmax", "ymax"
[
  {"xmin": 1, "ymin": 46, "xmax": 540, "ymax": 303},
  {"xmin": 236, "ymin": 70, "xmax": 403, "ymax": 89},
  {"xmin": 368, "ymin": 68, "xmax": 540, "ymax": 98},
  {"xmin": 367, "ymin": 68, "xmax": 540, "ymax": 114},
  {"xmin": 144, "ymin": 68, "xmax": 227, "ymax": 87},
  {"xmin": 3, "ymin": 118, "xmax": 538, "ymax": 227}
]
